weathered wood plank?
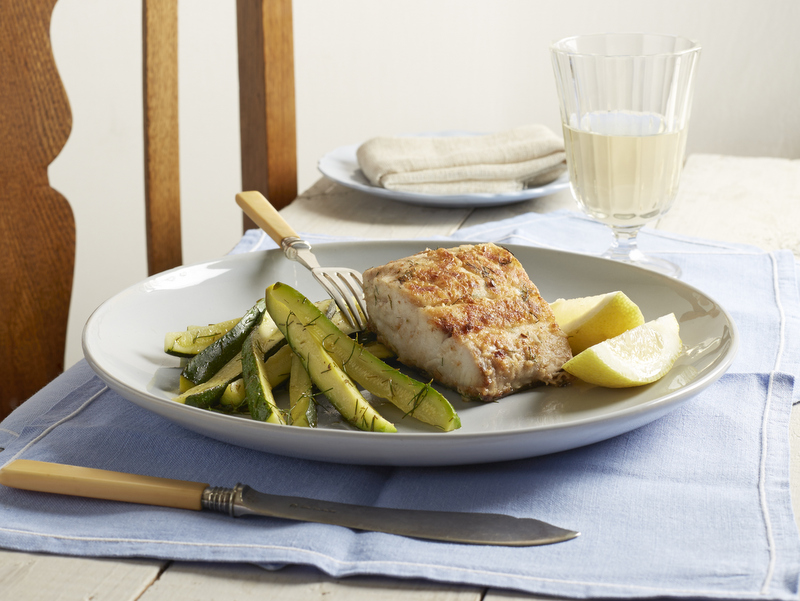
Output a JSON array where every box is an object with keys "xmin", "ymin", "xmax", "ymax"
[
  {"xmin": 139, "ymin": 562, "xmax": 483, "ymax": 601},
  {"xmin": 280, "ymin": 178, "xmax": 471, "ymax": 240},
  {"xmin": 460, "ymin": 189, "xmax": 577, "ymax": 231},
  {"xmin": 657, "ymin": 154, "xmax": 800, "ymax": 257},
  {"xmin": 0, "ymin": 549, "xmax": 165, "ymax": 600},
  {"xmin": 484, "ymin": 591, "xmax": 559, "ymax": 601}
]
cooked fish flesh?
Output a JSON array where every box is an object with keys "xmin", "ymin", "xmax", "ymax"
[{"xmin": 363, "ymin": 243, "xmax": 572, "ymax": 401}]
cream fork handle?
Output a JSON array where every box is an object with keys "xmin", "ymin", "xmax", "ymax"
[{"xmin": 236, "ymin": 191, "xmax": 297, "ymax": 245}]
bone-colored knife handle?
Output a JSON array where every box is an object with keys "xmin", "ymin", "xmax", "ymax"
[
  {"xmin": 236, "ymin": 191, "xmax": 297, "ymax": 245},
  {"xmin": 0, "ymin": 460, "xmax": 208, "ymax": 511}
]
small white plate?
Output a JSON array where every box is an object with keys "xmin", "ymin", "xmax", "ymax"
[
  {"xmin": 83, "ymin": 241, "xmax": 737, "ymax": 466},
  {"xmin": 317, "ymin": 132, "xmax": 571, "ymax": 208}
]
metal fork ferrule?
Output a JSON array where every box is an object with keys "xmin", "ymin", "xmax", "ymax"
[
  {"xmin": 280, "ymin": 236, "xmax": 310, "ymax": 254},
  {"xmin": 281, "ymin": 237, "xmax": 320, "ymax": 270}
]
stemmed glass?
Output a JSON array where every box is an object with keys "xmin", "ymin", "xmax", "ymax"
[{"xmin": 551, "ymin": 33, "xmax": 701, "ymax": 277}]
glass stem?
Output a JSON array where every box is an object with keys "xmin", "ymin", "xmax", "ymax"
[{"xmin": 605, "ymin": 226, "xmax": 646, "ymax": 263}]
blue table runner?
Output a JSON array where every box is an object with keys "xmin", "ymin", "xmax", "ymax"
[{"xmin": 1, "ymin": 211, "xmax": 798, "ymax": 599}]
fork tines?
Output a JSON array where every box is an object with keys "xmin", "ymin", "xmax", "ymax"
[{"xmin": 313, "ymin": 268, "xmax": 368, "ymax": 331}]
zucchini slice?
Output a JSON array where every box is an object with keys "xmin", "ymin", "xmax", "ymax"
[
  {"xmin": 289, "ymin": 352, "xmax": 316, "ymax": 427},
  {"xmin": 258, "ymin": 300, "xmax": 343, "ymax": 391},
  {"xmin": 264, "ymin": 345, "xmax": 292, "ymax": 388},
  {"xmin": 241, "ymin": 315, "xmax": 286, "ymax": 424},
  {"xmin": 181, "ymin": 299, "xmax": 266, "ymax": 385},
  {"xmin": 266, "ymin": 285, "xmax": 396, "ymax": 433},
  {"xmin": 219, "ymin": 378, "xmax": 246, "ymax": 409},
  {"xmin": 164, "ymin": 317, "xmax": 241, "ymax": 357},
  {"xmin": 260, "ymin": 337, "xmax": 387, "ymax": 394},
  {"xmin": 175, "ymin": 353, "xmax": 243, "ymax": 408},
  {"xmin": 268, "ymin": 282, "xmax": 461, "ymax": 431},
  {"xmin": 363, "ymin": 340, "xmax": 394, "ymax": 360}
]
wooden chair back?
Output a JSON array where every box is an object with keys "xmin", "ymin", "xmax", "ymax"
[{"xmin": 0, "ymin": 0, "xmax": 297, "ymax": 419}]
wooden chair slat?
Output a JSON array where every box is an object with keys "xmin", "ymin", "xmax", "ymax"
[
  {"xmin": 0, "ymin": 0, "xmax": 298, "ymax": 419},
  {"xmin": 237, "ymin": 0, "xmax": 297, "ymax": 231},
  {"xmin": 0, "ymin": 0, "xmax": 74, "ymax": 416},
  {"xmin": 143, "ymin": 0, "xmax": 182, "ymax": 276}
]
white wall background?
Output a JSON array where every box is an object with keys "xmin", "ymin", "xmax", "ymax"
[{"xmin": 49, "ymin": 0, "xmax": 800, "ymax": 369}]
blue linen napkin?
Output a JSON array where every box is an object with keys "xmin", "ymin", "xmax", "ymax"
[{"xmin": 1, "ymin": 211, "xmax": 799, "ymax": 599}]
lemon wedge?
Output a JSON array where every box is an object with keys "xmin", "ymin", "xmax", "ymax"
[
  {"xmin": 562, "ymin": 314, "xmax": 682, "ymax": 388},
  {"xmin": 550, "ymin": 291, "xmax": 645, "ymax": 354}
]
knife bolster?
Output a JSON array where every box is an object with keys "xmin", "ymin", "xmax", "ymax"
[{"xmin": 201, "ymin": 485, "xmax": 239, "ymax": 516}]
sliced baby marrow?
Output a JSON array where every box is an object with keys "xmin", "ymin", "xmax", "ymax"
[
  {"xmin": 175, "ymin": 353, "xmax": 243, "ymax": 409},
  {"xmin": 181, "ymin": 299, "xmax": 266, "ymax": 385},
  {"xmin": 268, "ymin": 282, "xmax": 461, "ymax": 431},
  {"xmin": 363, "ymin": 340, "xmax": 394, "ymax": 360},
  {"xmin": 266, "ymin": 285, "xmax": 396, "ymax": 433},
  {"xmin": 164, "ymin": 317, "xmax": 241, "ymax": 358},
  {"xmin": 265, "ymin": 345, "xmax": 292, "ymax": 388},
  {"xmin": 258, "ymin": 336, "xmax": 389, "ymax": 393},
  {"xmin": 219, "ymin": 378, "xmax": 246, "ymax": 409},
  {"xmin": 241, "ymin": 314, "xmax": 286, "ymax": 424},
  {"xmin": 258, "ymin": 300, "xmax": 340, "ymax": 391},
  {"xmin": 289, "ymin": 352, "xmax": 316, "ymax": 427}
]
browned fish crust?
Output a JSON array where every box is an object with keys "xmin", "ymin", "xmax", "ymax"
[{"xmin": 363, "ymin": 243, "xmax": 572, "ymax": 401}]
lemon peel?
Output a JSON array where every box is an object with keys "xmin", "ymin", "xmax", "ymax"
[
  {"xmin": 562, "ymin": 314, "xmax": 682, "ymax": 388},
  {"xmin": 550, "ymin": 291, "xmax": 645, "ymax": 354}
]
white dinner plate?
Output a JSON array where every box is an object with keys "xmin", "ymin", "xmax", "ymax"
[
  {"xmin": 317, "ymin": 132, "xmax": 571, "ymax": 208},
  {"xmin": 83, "ymin": 241, "xmax": 738, "ymax": 466}
]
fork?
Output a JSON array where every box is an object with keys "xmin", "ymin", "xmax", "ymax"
[{"xmin": 235, "ymin": 191, "xmax": 368, "ymax": 330}]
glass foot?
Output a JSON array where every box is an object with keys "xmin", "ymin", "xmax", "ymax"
[
  {"xmin": 602, "ymin": 226, "xmax": 681, "ymax": 278},
  {"xmin": 601, "ymin": 247, "xmax": 682, "ymax": 278}
]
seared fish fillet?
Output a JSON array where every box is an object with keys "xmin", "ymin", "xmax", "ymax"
[{"xmin": 363, "ymin": 243, "xmax": 572, "ymax": 401}]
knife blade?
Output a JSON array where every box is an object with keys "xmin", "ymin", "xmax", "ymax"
[{"xmin": 0, "ymin": 459, "xmax": 578, "ymax": 546}]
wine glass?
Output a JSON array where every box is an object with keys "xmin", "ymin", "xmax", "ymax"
[{"xmin": 550, "ymin": 33, "xmax": 701, "ymax": 277}]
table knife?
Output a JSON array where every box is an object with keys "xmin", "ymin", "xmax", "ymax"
[{"xmin": 0, "ymin": 460, "xmax": 578, "ymax": 546}]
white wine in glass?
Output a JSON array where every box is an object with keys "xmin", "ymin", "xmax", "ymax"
[{"xmin": 551, "ymin": 34, "xmax": 701, "ymax": 277}]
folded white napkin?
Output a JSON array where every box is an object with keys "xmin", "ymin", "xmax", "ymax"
[{"xmin": 356, "ymin": 124, "xmax": 567, "ymax": 195}]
